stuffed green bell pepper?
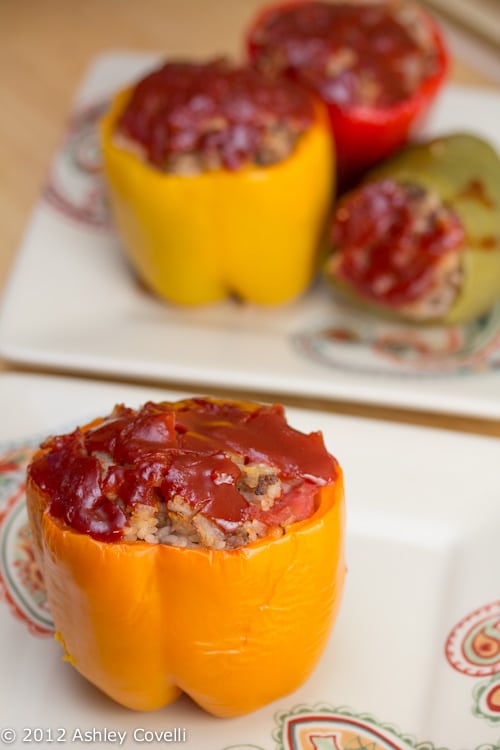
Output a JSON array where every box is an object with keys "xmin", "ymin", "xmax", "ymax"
[{"xmin": 325, "ymin": 133, "xmax": 500, "ymax": 324}]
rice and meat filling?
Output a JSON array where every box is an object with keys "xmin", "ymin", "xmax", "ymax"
[
  {"xmin": 328, "ymin": 179, "xmax": 465, "ymax": 320},
  {"xmin": 28, "ymin": 398, "xmax": 338, "ymax": 549},
  {"xmin": 114, "ymin": 59, "xmax": 314, "ymax": 174},
  {"xmin": 249, "ymin": 1, "xmax": 441, "ymax": 109},
  {"xmin": 122, "ymin": 458, "xmax": 283, "ymax": 549}
]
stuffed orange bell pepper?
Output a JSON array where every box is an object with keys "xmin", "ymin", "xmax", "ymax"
[
  {"xmin": 247, "ymin": 0, "xmax": 448, "ymax": 185},
  {"xmin": 100, "ymin": 59, "xmax": 334, "ymax": 305},
  {"xmin": 26, "ymin": 397, "xmax": 345, "ymax": 716}
]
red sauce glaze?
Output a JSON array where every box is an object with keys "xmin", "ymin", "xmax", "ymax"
[
  {"xmin": 28, "ymin": 399, "xmax": 338, "ymax": 542},
  {"xmin": 249, "ymin": 1, "xmax": 439, "ymax": 108},
  {"xmin": 330, "ymin": 179, "xmax": 464, "ymax": 306},
  {"xmin": 117, "ymin": 59, "xmax": 314, "ymax": 170}
]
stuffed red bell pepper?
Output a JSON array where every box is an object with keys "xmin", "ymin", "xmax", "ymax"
[
  {"xmin": 27, "ymin": 397, "xmax": 346, "ymax": 716},
  {"xmin": 247, "ymin": 0, "xmax": 449, "ymax": 183}
]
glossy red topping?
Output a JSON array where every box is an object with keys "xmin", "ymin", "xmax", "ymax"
[
  {"xmin": 329, "ymin": 179, "xmax": 464, "ymax": 306},
  {"xmin": 248, "ymin": 1, "xmax": 440, "ymax": 108},
  {"xmin": 28, "ymin": 399, "xmax": 337, "ymax": 542},
  {"xmin": 117, "ymin": 59, "xmax": 314, "ymax": 170}
]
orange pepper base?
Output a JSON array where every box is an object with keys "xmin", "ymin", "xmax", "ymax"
[{"xmin": 27, "ymin": 459, "xmax": 345, "ymax": 717}]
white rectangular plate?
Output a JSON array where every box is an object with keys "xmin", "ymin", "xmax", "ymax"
[
  {"xmin": 1, "ymin": 53, "xmax": 500, "ymax": 419},
  {"xmin": 0, "ymin": 372, "xmax": 498, "ymax": 749}
]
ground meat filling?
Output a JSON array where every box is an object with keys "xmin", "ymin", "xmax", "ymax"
[
  {"xmin": 249, "ymin": 1, "xmax": 441, "ymax": 108},
  {"xmin": 28, "ymin": 399, "xmax": 337, "ymax": 549},
  {"xmin": 328, "ymin": 179, "xmax": 465, "ymax": 320},
  {"xmin": 115, "ymin": 59, "xmax": 314, "ymax": 173}
]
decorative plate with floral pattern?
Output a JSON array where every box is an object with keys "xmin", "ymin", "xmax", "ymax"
[
  {"xmin": 1, "ymin": 55, "xmax": 500, "ymax": 419},
  {"xmin": 0, "ymin": 373, "xmax": 498, "ymax": 749}
]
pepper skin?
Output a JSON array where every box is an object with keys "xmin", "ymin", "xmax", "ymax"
[
  {"xmin": 100, "ymin": 89, "xmax": 334, "ymax": 306},
  {"xmin": 326, "ymin": 134, "xmax": 500, "ymax": 324},
  {"xmin": 247, "ymin": 1, "xmax": 449, "ymax": 184},
  {"xmin": 26, "ymin": 412, "xmax": 345, "ymax": 717}
]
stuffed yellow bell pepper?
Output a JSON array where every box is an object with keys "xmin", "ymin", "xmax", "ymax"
[
  {"xmin": 325, "ymin": 133, "xmax": 500, "ymax": 324},
  {"xmin": 26, "ymin": 397, "xmax": 345, "ymax": 716},
  {"xmin": 100, "ymin": 59, "xmax": 335, "ymax": 305}
]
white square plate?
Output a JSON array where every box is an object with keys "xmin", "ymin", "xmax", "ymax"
[
  {"xmin": 0, "ymin": 373, "xmax": 498, "ymax": 749},
  {"xmin": 1, "ymin": 53, "xmax": 500, "ymax": 418}
]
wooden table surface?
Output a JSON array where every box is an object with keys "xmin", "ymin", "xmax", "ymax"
[{"xmin": 1, "ymin": 0, "xmax": 500, "ymax": 437}]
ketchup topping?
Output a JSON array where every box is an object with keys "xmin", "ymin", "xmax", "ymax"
[
  {"xmin": 249, "ymin": 1, "xmax": 440, "ymax": 108},
  {"xmin": 29, "ymin": 399, "xmax": 337, "ymax": 542},
  {"xmin": 117, "ymin": 59, "xmax": 314, "ymax": 170},
  {"xmin": 330, "ymin": 179, "xmax": 465, "ymax": 306}
]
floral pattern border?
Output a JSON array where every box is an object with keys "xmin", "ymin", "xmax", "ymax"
[{"xmin": 223, "ymin": 703, "xmax": 500, "ymax": 750}]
